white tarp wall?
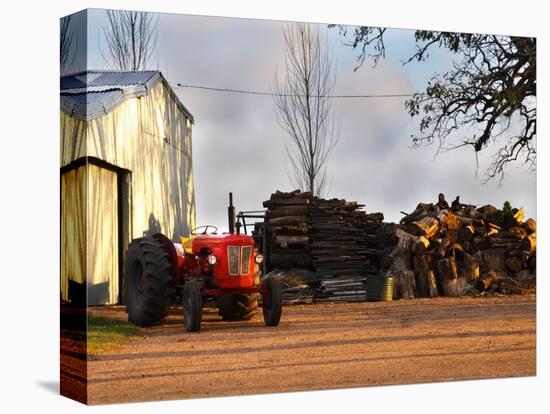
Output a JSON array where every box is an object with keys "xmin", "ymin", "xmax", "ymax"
[{"xmin": 60, "ymin": 80, "xmax": 195, "ymax": 305}]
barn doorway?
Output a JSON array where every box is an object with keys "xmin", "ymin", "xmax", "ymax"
[{"xmin": 61, "ymin": 158, "xmax": 132, "ymax": 306}]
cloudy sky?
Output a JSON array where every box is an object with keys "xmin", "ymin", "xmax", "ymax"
[{"xmin": 81, "ymin": 9, "xmax": 536, "ymax": 229}]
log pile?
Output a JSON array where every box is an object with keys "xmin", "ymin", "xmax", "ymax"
[
  {"xmin": 257, "ymin": 190, "xmax": 385, "ymax": 303},
  {"xmin": 379, "ymin": 194, "xmax": 536, "ymax": 298}
]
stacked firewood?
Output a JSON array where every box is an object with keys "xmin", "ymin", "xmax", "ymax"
[
  {"xmin": 257, "ymin": 190, "xmax": 385, "ymax": 303},
  {"xmin": 261, "ymin": 191, "xmax": 313, "ymax": 270},
  {"xmin": 379, "ymin": 194, "xmax": 536, "ymax": 298}
]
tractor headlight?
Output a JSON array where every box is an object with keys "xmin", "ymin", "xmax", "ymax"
[
  {"xmin": 254, "ymin": 254, "xmax": 264, "ymax": 264},
  {"xmin": 207, "ymin": 254, "xmax": 217, "ymax": 265}
]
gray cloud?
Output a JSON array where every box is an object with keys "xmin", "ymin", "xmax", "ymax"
[{"xmin": 86, "ymin": 10, "xmax": 536, "ymax": 229}]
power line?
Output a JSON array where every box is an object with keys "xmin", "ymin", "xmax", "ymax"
[{"xmin": 171, "ymin": 82, "xmax": 416, "ymax": 99}]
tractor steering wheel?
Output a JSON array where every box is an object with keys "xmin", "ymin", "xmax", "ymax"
[{"xmin": 191, "ymin": 225, "xmax": 218, "ymax": 236}]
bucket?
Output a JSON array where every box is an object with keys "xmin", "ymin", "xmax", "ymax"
[{"xmin": 366, "ymin": 276, "xmax": 394, "ymax": 301}]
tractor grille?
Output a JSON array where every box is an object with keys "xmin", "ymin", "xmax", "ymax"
[
  {"xmin": 228, "ymin": 246, "xmax": 240, "ymax": 275},
  {"xmin": 227, "ymin": 246, "xmax": 252, "ymax": 276},
  {"xmin": 240, "ymin": 246, "xmax": 252, "ymax": 275}
]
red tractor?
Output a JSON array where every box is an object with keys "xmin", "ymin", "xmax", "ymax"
[{"xmin": 124, "ymin": 193, "xmax": 282, "ymax": 332}]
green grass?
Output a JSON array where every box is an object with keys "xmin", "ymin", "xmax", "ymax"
[{"xmin": 87, "ymin": 315, "xmax": 143, "ymax": 356}]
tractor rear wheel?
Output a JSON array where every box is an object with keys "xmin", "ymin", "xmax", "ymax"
[
  {"xmin": 217, "ymin": 293, "xmax": 259, "ymax": 321},
  {"xmin": 183, "ymin": 279, "xmax": 202, "ymax": 332},
  {"xmin": 262, "ymin": 274, "xmax": 282, "ymax": 327},
  {"xmin": 124, "ymin": 236, "xmax": 173, "ymax": 327}
]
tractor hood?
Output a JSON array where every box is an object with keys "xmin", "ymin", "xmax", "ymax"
[{"xmin": 191, "ymin": 233, "xmax": 254, "ymax": 252}]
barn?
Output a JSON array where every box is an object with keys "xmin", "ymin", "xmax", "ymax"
[{"xmin": 60, "ymin": 70, "xmax": 196, "ymax": 305}]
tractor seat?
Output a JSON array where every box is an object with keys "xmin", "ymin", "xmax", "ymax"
[{"xmin": 180, "ymin": 236, "xmax": 194, "ymax": 254}]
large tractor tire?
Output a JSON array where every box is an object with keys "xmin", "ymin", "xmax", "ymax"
[
  {"xmin": 183, "ymin": 279, "xmax": 202, "ymax": 332},
  {"xmin": 124, "ymin": 236, "xmax": 173, "ymax": 327},
  {"xmin": 217, "ymin": 293, "xmax": 260, "ymax": 321},
  {"xmin": 262, "ymin": 274, "xmax": 282, "ymax": 327}
]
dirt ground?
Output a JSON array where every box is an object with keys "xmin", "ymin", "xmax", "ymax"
[{"xmin": 86, "ymin": 295, "xmax": 536, "ymax": 404}]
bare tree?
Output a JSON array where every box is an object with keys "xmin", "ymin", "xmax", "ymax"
[
  {"xmin": 60, "ymin": 16, "xmax": 75, "ymax": 76},
  {"xmin": 274, "ymin": 23, "xmax": 340, "ymax": 197},
  {"xmin": 102, "ymin": 10, "xmax": 158, "ymax": 71}
]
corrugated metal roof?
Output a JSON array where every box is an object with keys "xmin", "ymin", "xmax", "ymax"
[{"xmin": 60, "ymin": 70, "xmax": 194, "ymax": 122}]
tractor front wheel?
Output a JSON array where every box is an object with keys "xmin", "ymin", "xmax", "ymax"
[
  {"xmin": 183, "ymin": 279, "xmax": 202, "ymax": 332},
  {"xmin": 217, "ymin": 293, "xmax": 259, "ymax": 321},
  {"xmin": 262, "ymin": 275, "xmax": 282, "ymax": 327}
]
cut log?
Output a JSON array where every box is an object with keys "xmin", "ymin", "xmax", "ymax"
[
  {"xmin": 513, "ymin": 207, "xmax": 525, "ymax": 224},
  {"xmin": 434, "ymin": 238, "xmax": 450, "ymax": 259},
  {"xmin": 412, "ymin": 236, "xmax": 430, "ymax": 255},
  {"xmin": 472, "ymin": 235, "xmax": 489, "ymax": 251},
  {"xmin": 437, "ymin": 257, "xmax": 458, "ymax": 281},
  {"xmin": 523, "ymin": 218, "xmax": 536, "ymax": 234},
  {"xmin": 505, "ymin": 256, "xmax": 523, "ymax": 274},
  {"xmin": 457, "ymin": 216, "xmax": 474, "ymax": 226},
  {"xmin": 267, "ymin": 205, "xmax": 310, "ymax": 218},
  {"xmin": 458, "ymin": 224, "xmax": 475, "ymax": 242},
  {"xmin": 520, "ymin": 232, "xmax": 536, "ymax": 254},
  {"xmin": 476, "ymin": 271, "xmax": 497, "ymax": 291},
  {"xmin": 404, "ymin": 216, "xmax": 440, "ymax": 238},
  {"xmin": 427, "ymin": 270, "xmax": 439, "ymax": 297},
  {"xmin": 441, "ymin": 211, "xmax": 461, "ymax": 231},
  {"xmin": 270, "ymin": 190, "xmax": 312, "ymax": 200},
  {"xmin": 270, "ymin": 224, "xmax": 309, "ymax": 234},
  {"xmin": 458, "ymin": 252, "xmax": 480, "ymax": 283},
  {"xmin": 394, "ymin": 270, "xmax": 416, "ymax": 300},
  {"xmin": 413, "ymin": 254, "xmax": 432, "ymax": 297},
  {"xmin": 509, "ymin": 226, "xmax": 527, "ymax": 240},
  {"xmin": 446, "ymin": 229, "xmax": 458, "ymax": 243},
  {"xmin": 482, "ymin": 248, "xmax": 506, "ymax": 272},
  {"xmin": 436, "ymin": 256, "xmax": 465, "ymax": 296},
  {"xmin": 268, "ymin": 215, "xmax": 307, "ymax": 226},
  {"xmin": 274, "ymin": 235, "xmax": 309, "ymax": 247},
  {"xmin": 263, "ymin": 198, "xmax": 310, "ymax": 208},
  {"xmin": 450, "ymin": 242, "xmax": 464, "ymax": 258}
]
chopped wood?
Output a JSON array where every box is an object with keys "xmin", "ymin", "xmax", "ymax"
[
  {"xmin": 413, "ymin": 254, "xmax": 433, "ymax": 297},
  {"xmin": 476, "ymin": 271, "xmax": 497, "ymax": 291},
  {"xmin": 458, "ymin": 224, "xmax": 475, "ymax": 242},
  {"xmin": 412, "ymin": 236, "xmax": 430, "ymax": 255},
  {"xmin": 458, "ymin": 252, "xmax": 480, "ymax": 283},
  {"xmin": 255, "ymin": 190, "xmax": 536, "ymax": 302},
  {"xmin": 520, "ymin": 232, "xmax": 536, "ymax": 254},
  {"xmin": 505, "ymin": 256, "xmax": 523, "ymax": 274},
  {"xmin": 523, "ymin": 218, "xmax": 536, "ymax": 234}
]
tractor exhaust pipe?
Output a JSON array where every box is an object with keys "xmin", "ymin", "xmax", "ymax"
[{"xmin": 228, "ymin": 192, "xmax": 236, "ymax": 234}]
